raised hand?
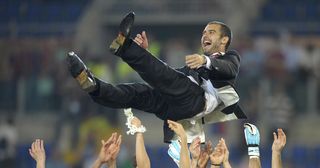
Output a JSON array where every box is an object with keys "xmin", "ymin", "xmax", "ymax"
[
  {"xmin": 210, "ymin": 141, "xmax": 225, "ymax": 166},
  {"xmin": 167, "ymin": 120, "xmax": 187, "ymax": 140},
  {"xmin": 189, "ymin": 137, "xmax": 201, "ymax": 160},
  {"xmin": 94, "ymin": 133, "xmax": 122, "ymax": 168},
  {"xmin": 197, "ymin": 140, "xmax": 213, "ymax": 168},
  {"xmin": 131, "ymin": 117, "xmax": 142, "ymax": 128},
  {"xmin": 272, "ymin": 129, "xmax": 286, "ymax": 153},
  {"xmin": 29, "ymin": 139, "xmax": 46, "ymax": 168},
  {"xmin": 134, "ymin": 31, "xmax": 149, "ymax": 49},
  {"xmin": 220, "ymin": 138, "xmax": 231, "ymax": 168}
]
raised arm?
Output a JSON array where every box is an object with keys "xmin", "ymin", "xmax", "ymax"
[
  {"xmin": 189, "ymin": 137, "xmax": 201, "ymax": 168},
  {"xmin": 92, "ymin": 133, "xmax": 122, "ymax": 168},
  {"xmin": 168, "ymin": 120, "xmax": 191, "ymax": 168},
  {"xmin": 209, "ymin": 139, "xmax": 224, "ymax": 168},
  {"xmin": 29, "ymin": 139, "xmax": 46, "ymax": 168},
  {"xmin": 221, "ymin": 138, "xmax": 232, "ymax": 168},
  {"xmin": 272, "ymin": 128, "xmax": 286, "ymax": 168},
  {"xmin": 244, "ymin": 123, "xmax": 261, "ymax": 168},
  {"xmin": 132, "ymin": 117, "xmax": 151, "ymax": 168}
]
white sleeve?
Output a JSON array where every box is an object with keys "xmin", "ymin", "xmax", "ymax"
[{"xmin": 205, "ymin": 56, "xmax": 212, "ymax": 69}]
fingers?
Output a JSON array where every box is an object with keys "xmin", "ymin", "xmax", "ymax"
[
  {"xmin": 131, "ymin": 117, "xmax": 142, "ymax": 127},
  {"xmin": 40, "ymin": 139, "xmax": 44, "ymax": 151},
  {"xmin": 167, "ymin": 120, "xmax": 176, "ymax": 127},
  {"xmin": 206, "ymin": 140, "xmax": 213, "ymax": 154},
  {"xmin": 29, "ymin": 149, "xmax": 35, "ymax": 158},
  {"xmin": 142, "ymin": 31, "xmax": 147, "ymax": 39},
  {"xmin": 134, "ymin": 32, "xmax": 145, "ymax": 46},
  {"xmin": 190, "ymin": 137, "xmax": 201, "ymax": 150},
  {"xmin": 32, "ymin": 141, "xmax": 36, "ymax": 152},
  {"xmin": 36, "ymin": 139, "xmax": 40, "ymax": 151},
  {"xmin": 116, "ymin": 135, "xmax": 122, "ymax": 147},
  {"xmin": 273, "ymin": 132, "xmax": 277, "ymax": 141},
  {"xmin": 167, "ymin": 120, "xmax": 179, "ymax": 130},
  {"xmin": 185, "ymin": 54, "xmax": 204, "ymax": 69},
  {"xmin": 278, "ymin": 128, "xmax": 286, "ymax": 144}
]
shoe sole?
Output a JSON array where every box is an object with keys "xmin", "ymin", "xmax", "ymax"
[{"xmin": 119, "ymin": 12, "xmax": 135, "ymax": 37}]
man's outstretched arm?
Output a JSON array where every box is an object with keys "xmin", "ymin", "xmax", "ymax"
[{"xmin": 185, "ymin": 52, "xmax": 240, "ymax": 79}]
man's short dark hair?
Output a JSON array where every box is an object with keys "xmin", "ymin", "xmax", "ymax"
[{"xmin": 208, "ymin": 21, "xmax": 232, "ymax": 50}]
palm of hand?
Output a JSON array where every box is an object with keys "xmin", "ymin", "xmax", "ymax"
[
  {"xmin": 29, "ymin": 140, "xmax": 45, "ymax": 162},
  {"xmin": 272, "ymin": 138, "xmax": 285, "ymax": 151},
  {"xmin": 272, "ymin": 129, "xmax": 286, "ymax": 152},
  {"xmin": 210, "ymin": 151, "xmax": 224, "ymax": 164},
  {"xmin": 198, "ymin": 151, "xmax": 209, "ymax": 168},
  {"xmin": 30, "ymin": 150, "xmax": 45, "ymax": 162},
  {"xmin": 99, "ymin": 145, "xmax": 112, "ymax": 163},
  {"xmin": 191, "ymin": 147, "xmax": 200, "ymax": 159}
]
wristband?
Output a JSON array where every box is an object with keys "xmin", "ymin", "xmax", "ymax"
[
  {"xmin": 211, "ymin": 163, "xmax": 221, "ymax": 166},
  {"xmin": 249, "ymin": 155, "xmax": 260, "ymax": 159},
  {"xmin": 124, "ymin": 108, "xmax": 146, "ymax": 135},
  {"xmin": 248, "ymin": 146, "xmax": 260, "ymax": 157}
]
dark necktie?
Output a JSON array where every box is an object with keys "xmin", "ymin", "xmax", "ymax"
[{"xmin": 188, "ymin": 69, "xmax": 203, "ymax": 85}]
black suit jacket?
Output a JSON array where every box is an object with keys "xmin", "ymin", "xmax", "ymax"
[{"xmin": 176, "ymin": 50, "xmax": 246, "ymax": 119}]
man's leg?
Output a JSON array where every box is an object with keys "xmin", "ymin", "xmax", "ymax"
[
  {"xmin": 89, "ymin": 78, "xmax": 169, "ymax": 120},
  {"xmin": 114, "ymin": 39, "xmax": 201, "ymax": 97}
]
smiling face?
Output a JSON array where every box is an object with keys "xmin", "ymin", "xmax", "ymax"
[{"xmin": 201, "ymin": 23, "xmax": 228, "ymax": 55}]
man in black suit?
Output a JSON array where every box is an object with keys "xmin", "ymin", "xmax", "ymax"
[{"xmin": 67, "ymin": 12, "xmax": 245, "ymax": 142}]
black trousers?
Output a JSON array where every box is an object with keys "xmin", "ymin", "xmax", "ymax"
[{"xmin": 90, "ymin": 39, "xmax": 205, "ymax": 141}]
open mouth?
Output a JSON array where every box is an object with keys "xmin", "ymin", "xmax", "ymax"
[{"xmin": 203, "ymin": 40, "xmax": 212, "ymax": 47}]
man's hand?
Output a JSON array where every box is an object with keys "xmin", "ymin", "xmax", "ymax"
[
  {"xmin": 96, "ymin": 133, "xmax": 122, "ymax": 166},
  {"xmin": 134, "ymin": 31, "xmax": 149, "ymax": 49},
  {"xmin": 198, "ymin": 150, "xmax": 210, "ymax": 168},
  {"xmin": 189, "ymin": 137, "xmax": 201, "ymax": 161},
  {"xmin": 210, "ymin": 140, "xmax": 225, "ymax": 166},
  {"xmin": 131, "ymin": 117, "xmax": 142, "ymax": 128},
  {"xmin": 185, "ymin": 54, "xmax": 207, "ymax": 69},
  {"xmin": 197, "ymin": 141, "xmax": 212, "ymax": 168},
  {"xmin": 272, "ymin": 129, "xmax": 286, "ymax": 153},
  {"xmin": 167, "ymin": 120, "xmax": 187, "ymax": 141},
  {"xmin": 220, "ymin": 138, "xmax": 231, "ymax": 168},
  {"xmin": 29, "ymin": 139, "xmax": 46, "ymax": 164}
]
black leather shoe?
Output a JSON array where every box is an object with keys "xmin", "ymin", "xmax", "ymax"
[
  {"xmin": 66, "ymin": 51, "xmax": 97, "ymax": 92},
  {"xmin": 119, "ymin": 12, "xmax": 135, "ymax": 37},
  {"xmin": 109, "ymin": 12, "xmax": 135, "ymax": 54}
]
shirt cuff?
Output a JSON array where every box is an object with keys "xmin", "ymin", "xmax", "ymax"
[{"xmin": 205, "ymin": 56, "xmax": 212, "ymax": 69}]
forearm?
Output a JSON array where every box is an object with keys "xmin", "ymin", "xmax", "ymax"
[
  {"xmin": 208, "ymin": 56, "xmax": 238, "ymax": 78},
  {"xmin": 91, "ymin": 159, "xmax": 103, "ymax": 168},
  {"xmin": 136, "ymin": 133, "xmax": 150, "ymax": 168},
  {"xmin": 36, "ymin": 160, "xmax": 45, "ymax": 168},
  {"xmin": 107, "ymin": 160, "xmax": 117, "ymax": 168},
  {"xmin": 249, "ymin": 157, "xmax": 261, "ymax": 168},
  {"xmin": 179, "ymin": 137, "xmax": 191, "ymax": 168},
  {"xmin": 272, "ymin": 151, "xmax": 282, "ymax": 168},
  {"xmin": 191, "ymin": 159, "xmax": 198, "ymax": 168},
  {"xmin": 223, "ymin": 161, "xmax": 232, "ymax": 168}
]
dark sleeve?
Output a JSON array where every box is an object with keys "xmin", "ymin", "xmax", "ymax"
[
  {"xmin": 208, "ymin": 50, "xmax": 240, "ymax": 79},
  {"xmin": 175, "ymin": 66, "xmax": 189, "ymax": 74}
]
